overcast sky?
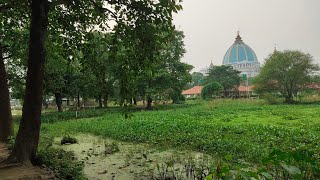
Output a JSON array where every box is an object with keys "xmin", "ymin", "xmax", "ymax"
[{"xmin": 173, "ymin": 0, "xmax": 320, "ymax": 71}]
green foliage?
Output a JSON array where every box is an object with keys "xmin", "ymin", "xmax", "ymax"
[
  {"xmin": 61, "ymin": 135, "xmax": 78, "ymax": 145},
  {"xmin": 113, "ymin": 28, "xmax": 192, "ymax": 106},
  {"xmin": 104, "ymin": 142, "xmax": 120, "ymax": 154},
  {"xmin": 40, "ymin": 108, "xmax": 113, "ymax": 123},
  {"xmin": 81, "ymin": 32, "xmax": 115, "ymax": 102},
  {"xmin": 170, "ymin": 91, "xmax": 186, "ymax": 104},
  {"xmin": 261, "ymin": 93, "xmax": 279, "ymax": 105},
  {"xmin": 204, "ymin": 65, "xmax": 241, "ymax": 97},
  {"xmin": 254, "ymin": 50, "xmax": 319, "ymax": 103},
  {"xmin": 261, "ymin": 149, "xmax": 319, "ymax": 179},
  {"xmin": 9, "ymin": 134, "xmax": 84, "ymax": 179},
  {"xmin": 39, "ymin": 99, "xmax": 320, "ymax": 179},
  {"xmin": 188, "ymin": 72, "xmax": 204, "ymax": 88},
  {"xmin": 36, "ymin": 147, "xmax": 85, "ymax": 179},
  {"xmin": 201, "ymin": 82, "xmax": 223, "ymax": 100}
]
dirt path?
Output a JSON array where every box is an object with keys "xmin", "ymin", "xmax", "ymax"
[{"xmin": 0, "ymin": 143, "xmax": 54, "ymax": 180}]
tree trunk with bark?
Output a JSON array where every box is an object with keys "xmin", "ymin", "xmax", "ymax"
[
  {"xmin": 146, "ymin": 96, "xmax": 152, "ymax": 110},
  {"xmin": 67, "ymin": 98, "xmax": 70, "ymax": 106},
  {"xmin": 0, "ymin": 48, "xmax": 13, "ymax": 141},
  {"xmin": 77, "ymin": 93, "xmax": 80, "ymax": 108},
  {"xmin": 133, "ymin": 97, "xmax": 137, "ymax": 106},
  {"xmin": 224, "ymin": 88, "xmax": 228, "ymax": 98},
  {"xmin": 103, "ymin": 94, "xmax": 108, "ymax": 108},
  {"xmin": 98, "ymin": 95, "xmax": 102, "ymax": 108},
  {"xmin": 55, "ymin": 93, "xmax": 63, "ymax": 112},
  {"xmin": 7, "ymin": 0, "xmax": 49, "ymax": 165}
]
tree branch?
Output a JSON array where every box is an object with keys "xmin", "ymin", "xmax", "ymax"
[
  {"xmin": 89, "ymin": 0, "xmax": 118, "ymax": 22},
  {"xmin": 49, "ymin": 0, "xmax": 68, "ymax": 9},
  {"xmin": 0, "ymin": 3, "xmax": 12, "ymax": 13}
]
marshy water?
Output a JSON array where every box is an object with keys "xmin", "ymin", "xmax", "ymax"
[{"xmin": 54, "ymin": 134, "xmax": 213, "ymax": 180}]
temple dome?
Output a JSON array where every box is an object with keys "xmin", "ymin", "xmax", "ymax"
[{"xmin": 223, "ymin": 33, "xmax": 259, "ymax": 65}]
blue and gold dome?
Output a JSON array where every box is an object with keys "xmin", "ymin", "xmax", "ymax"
[{"xmin": 223, "ymin": 33, "xmax": 259, "ymax": 65}]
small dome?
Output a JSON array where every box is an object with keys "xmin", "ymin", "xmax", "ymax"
[{"xmin": 223, "ymin": 33, "xmax": 259, "ymax": 64}]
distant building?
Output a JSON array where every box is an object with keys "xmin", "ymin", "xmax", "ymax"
[
  {"xmin": 182, "ymin": 85, "xmax": 255, "ymax": 98},
  {"xmin": 182, "ymin": 86, "xmax": 203, "ymax": 98},
  {"xmin": 222, "ymin": 32, "xmax": 260, "ymax": 78},
  {"xmin": 200, "ymin": 61, "xmax": 214, "ymax": 75}
]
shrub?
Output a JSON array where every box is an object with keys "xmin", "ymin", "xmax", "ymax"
[
  {"xmin": 261, "ymin": 93, "xmax": 278, "ymax": 104},
  {"xmin": 36, "ymin": 147, "xmax": 85, "ymax": 179},
  {"xmin": 201, "ymin": 81, "xmax": 223, "ymax": 100},
  {"xmin": 61, "ymin": 135, "xmax": 78, "ymax": 145},
  {"xmin": 104, "ymin": 142, "xmax": 120, "ymax": 154},
  {"xmin": 41, "ymin": 109, "xmax": 111, "ymax": 123}
]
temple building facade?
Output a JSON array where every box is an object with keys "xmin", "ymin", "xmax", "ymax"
[{"xmin": 222, "ymin": 32, "xmax": 260, "ymax": 77}]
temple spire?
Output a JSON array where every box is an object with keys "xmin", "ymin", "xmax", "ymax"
[
  {"xmin": 209, "ymin": 60, "xmax": 214, "ymax": 68},
  {"xmin": 235, "ymin": 31, "xmax": 243, "ymax": 43},
  {"xmin": 273, "ymin": 43, "xmax": 278, "ymax": 53}
]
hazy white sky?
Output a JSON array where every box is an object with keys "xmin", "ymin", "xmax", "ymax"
[{"xmin": 173, "ymin": 0, "xmax": 320, "ymax": 71}]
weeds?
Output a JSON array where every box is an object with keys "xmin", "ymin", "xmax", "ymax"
[
  {"xmin": 104, "ymin": 141, "xmax": 119, "ymax": 154},
  {"xmin": 36, "ymin": 147, "xmax": 85, "ymax": 179},
  {"xmin": 39, "ymin": 99, "xmax": 320, "ymax": 178},
  {"xmin": 61, "ymin": 135, "xmax": 78, "ymax": 145}
]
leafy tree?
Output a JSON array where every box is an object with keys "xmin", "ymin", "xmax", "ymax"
[
  {"xmin": 142, "ymin": 30, "xmax": 192, "ymax": 106},
  {"xmin": 201, "ymin": 81, "xmax": 223, "ymax": 100},
  {"xmin": 43, "ymin": 34, "xmax": 69, "ymax": 112},
  {"xmin": 3, "ymin": 0, "xmax": 183, "ymax": 165},
  {"xmin": 254, "ymin": 50, "xmax": 319, "ymax": 103},
  {"xmin": 205, "ymin": 65, "xmax": 241, "ymax": 97},
  {"xmin": 82, "ymin": 32, "xmax": 115, "ymax": 108},
  {"xmin": 111, "ymin": 21, "xmax": 190, "ymax": 109},
  {"xmin": 0, "ymin": 1, "xmax": 29, "ymax": 141},
  {"xmin": 163, "ymin": 31, "xmax": 193, "ymax": 103},
  {"xmin": 0, "ymin": 46, "xmax": 13, "ymax": 141},
  {"xmin": 191, "ymin": 72, "xmax": 204, "ymax": 86},
  {"xmin": 127, "ymin": 29, "xmax": 191, "ymax": 108}
]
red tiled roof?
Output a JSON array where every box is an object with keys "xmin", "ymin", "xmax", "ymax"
[
  {"xmin": 238, "ymin": 85, "xmax": 255, "ymax": 92},
  {"xmin": 182, "ymin": 85, "xmax": 255, "ymax": 95},
  {"xmin": 182, "ymin": 86, "xmax": 203, "ymax": 95},
  {"xmin": 306, "ymin": 83, "xmax": 320, "ymax": 89}
]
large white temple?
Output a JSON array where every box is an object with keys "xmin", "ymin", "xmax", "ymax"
[{"xmin": 222, "ymin": 32, "xmax": 260, "ymax": 77}]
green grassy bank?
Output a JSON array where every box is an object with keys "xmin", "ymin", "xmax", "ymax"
[{"xmin": 40, "ymin": 99, "xmax": 320, "ymax": 164}]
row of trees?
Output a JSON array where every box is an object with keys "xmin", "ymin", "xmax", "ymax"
[
  {"xmin": 254, "ymin": 50, "xmax": 319, "ymax": 103},
  {"xmin": 190, "ymin": 50, "xmax": 319, "ymax": 102},
  {"xmin": 40, "ymin": 29, "xmax": 192, "ymax": 112},
  {"xmin": 189, "ymin": 65, "xmax": 241, "ymax": 98},
  {"xmin": 1, "ymin": 0, "xmax": 191, "ymax": 165}
]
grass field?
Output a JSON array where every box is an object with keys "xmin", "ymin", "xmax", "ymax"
[{"xmin": 39, "ymin": 99, "xmax": 320, "ymax": 163}]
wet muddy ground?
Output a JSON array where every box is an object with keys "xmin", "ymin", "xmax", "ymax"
[{"xmin": 54, "ymin": 134, "xmax": 213, "ymax": 180}]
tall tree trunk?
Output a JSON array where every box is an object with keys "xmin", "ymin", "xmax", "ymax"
[
  {"xmin": 67, "ymin": 98, "xmax": 70, "ymax": 106},
  {"xmin": 7, "ymin": 0, "xmax": 49, "ymax": 165},
  {"xmin": 0, "ymin": 48, "xmax": 13, "ymax": 141},
  {"xmin": 146, "ymin": 95, "xmax": 152, "ymax": 110},
  {"xmin": 98, "ymin": 95, "xmax": 102, "ymax": 108},
  {"xmin": 103, "ymin": 94, "xmax": 108, "ymax": 108},
  {"xmin": 54, "ymin": 93, "xmax": 63, "ymax": 112},
  {"xmin": 224, "ymin": 88, "xmax": 228, "ymax": 98},
  {"xmin": 285, "ymin": 94, "xmax": 294, "ymax": 104},
  {"xmin": 133, "ymin": 97, "xmax": 137, "ymax": 106},
  {"xmin": 77, "ymin": 93, "xmax": 80, "ymax": 108}
]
